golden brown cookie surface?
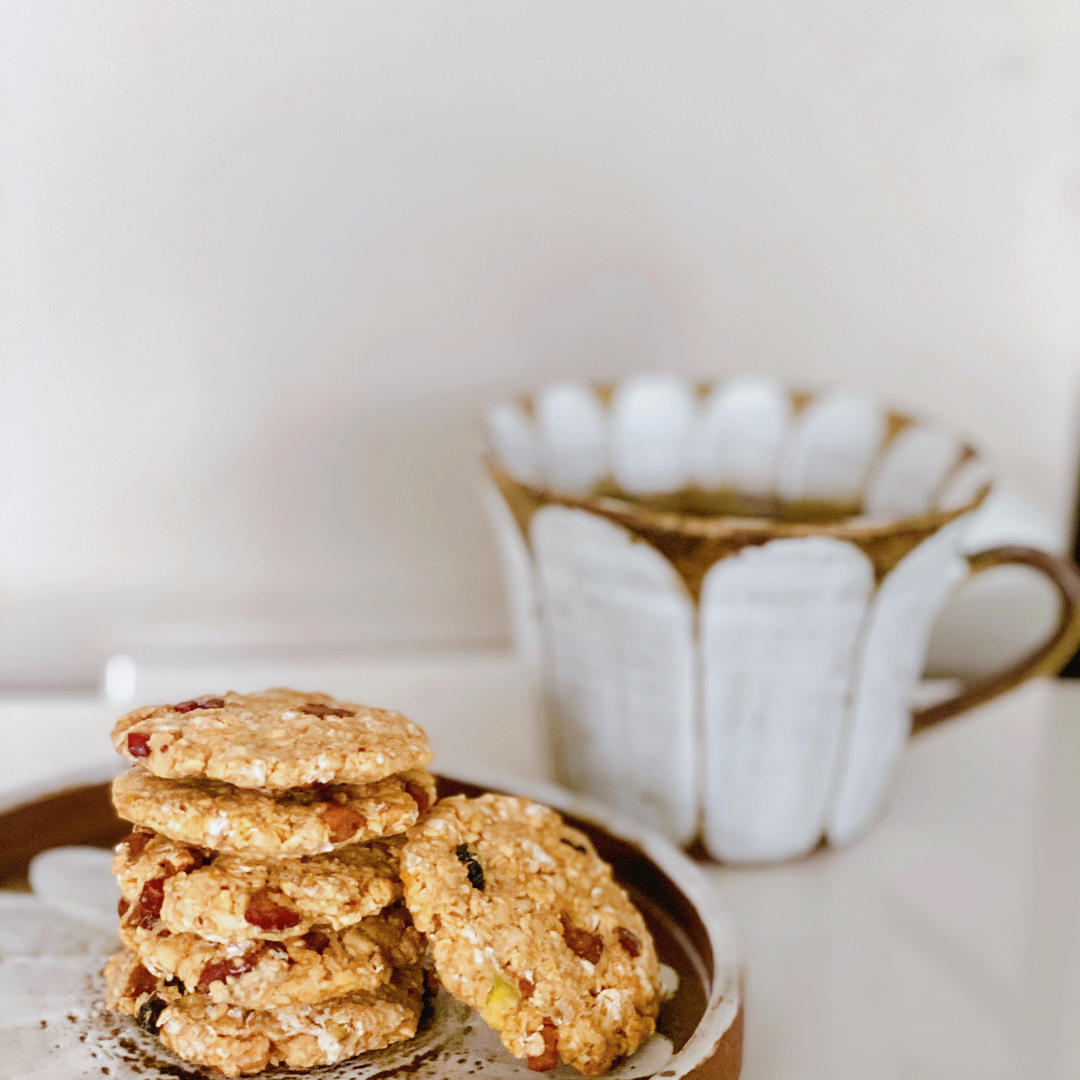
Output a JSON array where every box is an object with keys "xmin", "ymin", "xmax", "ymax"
[
  {"xmin": 111, "ymin": 688, "xmax": 432, "ymax": 789},
  {"xmin": 118, "ymin": 904, "xmax": 422, "ymax": 1009},
  {"xmin": 112, "ymin": 766, "xmax": 435, "ymax": 856},
  {"xmin": 104, "ymin": 949, "xmax": 424, "ymax": 1078},
  {"xmin": 115, "ymin": 830, "xmax": 403, "ymax": 941},
  {"xmin": 401, "ymin": 793, "xmax": 662, "ymax": 1076}
]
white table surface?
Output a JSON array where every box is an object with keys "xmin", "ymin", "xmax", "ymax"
[{"xmin": 2, "ymin": 653, "xmax": 1078, "ymax": 1080}]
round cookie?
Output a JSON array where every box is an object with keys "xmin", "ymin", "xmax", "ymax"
[
  {"xmin": 119, "ymin": 904, "xmax": 422, "ymax": 1009},
  {"xmin": 401, "ymin": 794, "xmax": 662, "ymax": 1076},
  {"xmin": 115, "ymin": 830, "xmax": 403, "ymax": 941},
  {"xmin": 104, "ymin": 949, "xmax": 424, "ymax": 1078},
  {"xmin": 112, "ymin": 766, "xmax": 436, "ymax": 856},
  {"xmin": 111, "ymin": 688, "xmax": 432, "ymax": 789}
]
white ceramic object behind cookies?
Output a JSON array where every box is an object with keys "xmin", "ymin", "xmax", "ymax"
[{"xmin": 485, "ymin": 375, "xmax": 1080, "ymax": 863}]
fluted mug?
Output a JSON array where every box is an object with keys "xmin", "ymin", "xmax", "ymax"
[{"xmin": 484, "ymin": 375, "xmax": 1080, "ymax": 862}]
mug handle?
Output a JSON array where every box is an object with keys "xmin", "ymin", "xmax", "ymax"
[{"xmin": 912, "ymin": 545, "xmax": 1080, "ymax": 733}]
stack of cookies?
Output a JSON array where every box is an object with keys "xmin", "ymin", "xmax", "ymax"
[
  {"xmin": 103, "ymin": 689, "xmax": 436, "ymax": 1077},
  {"xmin": 401, "ymin": 793, "xmax": 663, "ymax": 1076}
]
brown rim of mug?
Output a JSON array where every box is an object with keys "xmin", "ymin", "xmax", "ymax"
[
  {"xmin": 485, "ymin": 458, "xmax": 991, "ymax": 542},
  {"xmin": 491, "ymin": 385, "xmax": 991, "ymax": 540}
]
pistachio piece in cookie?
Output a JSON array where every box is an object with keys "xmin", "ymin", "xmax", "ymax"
[
  {"xmin": 111, "ymin": 687, "xmax": 432, "ymax": 789},
  {"xmin": 401, "ymin": 793, "xmax": 662, "ymax": 1076}
]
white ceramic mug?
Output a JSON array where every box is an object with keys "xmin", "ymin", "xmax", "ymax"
[{"xmin": 485, "ymin": 374, "xmax": 1080, "ymax": 862}]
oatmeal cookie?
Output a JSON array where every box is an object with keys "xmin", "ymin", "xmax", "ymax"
[
  {"xmin": 118, "ymin": 904, "xmax": 422, "ymax": 1009},
  {"xmin": 112, "ymin": 766, "xmax": 435, "ymax": 856},
  {"xmin": 111, "ymin": 688, "xmax": 432, "ymax": 789},
  {"xmin": 104, "ymin": 949, "xmax": 424, "ymax": 1077},
  {"xmin": 115, "ymin": 830, "xmax": 403, "ymax": 941},
  {"xmin": 401, "ymin": 794, "xmax": 661, "ymax": 1076}
]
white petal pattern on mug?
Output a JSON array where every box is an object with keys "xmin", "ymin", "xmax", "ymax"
[
  {"xmin": 534, "ymin": 381, "xmax": 608, "ymax": 493},
  {"xmin": 691, "ymin": 375, "xmax": 792, "ymax": 495},
  {"xmin": 481, "ymin": 482, "xmax": 543, "ymax": 662},
  {"xmin": 825, "ymin": 518, "xmax": 970, "ymax": 845},
  {"xmin": 934, "ymin": 455, "xmax": 992, "ymax": 512},
  {"xmin": 531, "ymin": 505, "xmax": 698, "ymax": 844},
  {"xmin": 486, "ymin": 402, "xmax": 540, "ymax": 484},
  {"xmin": 700, "ymin": 537, "xmax": 874, "ymax": 862},
  {"xmin": 865, "ymin": 424, "xmax": 962, "ymax": 519},
  {"xmin": 610, "ymin": 373, "xmax": 697, "ymax": 495},
  {"xmin": 777, "ymin": 390, "xmax": 886, "ymax": 503}
]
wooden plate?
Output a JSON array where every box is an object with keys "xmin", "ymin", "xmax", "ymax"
[{"xmin": 0, "ymin": 768, "xmax": 743, "ymax": 1079}]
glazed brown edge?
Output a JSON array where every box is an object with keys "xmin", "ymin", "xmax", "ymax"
[
  {"xmin": 683, "ymin": 991, "xmax": 744, "ymax": 1080},
  {"xmin": 0, "ymin": 781, "xmax": 126, "ymax": 887},
  {"xmin": 487, "ymin": 457, "xmax": 987, "ymax": 543}
]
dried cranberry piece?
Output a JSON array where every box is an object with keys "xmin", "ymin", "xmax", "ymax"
[
  {"xmin": 187, "ymin": 847, "xmax": 213, "ymax": 870},
  {"xmin": 117, "ymin": 897, "xmax": 130, "ymax": 917},
  {"xmin": 135, "ymin": 997, "xmax": 166, "ymax": 1035},
  {"xmin": 196, "ymin": 951, "xmax": 259, "ymax": 991},
  {"xmin": 125, "ymin": 963, "xmax": 158, "ymax": 999},
  {"xmin": 127, "ymin": 732, "xmax": 151, "ymax": 758},
  {"xmin": 321, "ymin": 804, "xmax": 364, "ymax": 844},
  {"xmin": 300, "ymin": 702, "xmax": 355, "ymax": 718},
  {"xmin": 302, "ymin": 929, "xmax": 331, "ymax": 954},
  {"xmin": 559, "ymin": 914, "xmax": 603, "ymax": 965},
  {"xmin": 132, "ymin": 877, "xmax": 165, "ymax": 929},
  {"xmin": 244, "ymin": 888, "xmax": 300, "ymax": 932},
  {"xmin": 527, "ymin": 1020, "xmax": 558, "ymax": 1071},
  {"xmin": 173, "ymin": 696, "xmax": 224, "ymax": 713},
  {"xmin": 119, "ymin": 830, "xmax": 153, "ymax": 861},
  {"xmin": 404, "ymin": 780, "xmax": 431, "ymax": 816},
  {"xmin": 616, "ymin": 926, "xmax": 642, "ymax": 958},
  {"xmin": 518, "ymin": 975, "xmax": 535, "ymax": 999}
]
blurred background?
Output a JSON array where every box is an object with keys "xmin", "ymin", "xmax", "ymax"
[
  {"xmin": 3, "ymin": 1, "xmax": 1080, "ymax": 689},
  {"xmin": 7, "ymin": 11, "xmax": 1080, "ymax": 1078}
]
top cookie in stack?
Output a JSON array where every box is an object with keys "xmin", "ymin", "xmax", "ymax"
[
  {"xmin": 105, "ymin": 688, "xmax": 435, "ymax": 1077},
  {"xmin": 112, "ymin": 689, "xmax": 434, "ymax": 857}
]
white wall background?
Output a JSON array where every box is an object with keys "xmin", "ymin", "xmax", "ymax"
[{"xmin": 3, "ymin": 1, "xmax": 1080, "ymax": 686}]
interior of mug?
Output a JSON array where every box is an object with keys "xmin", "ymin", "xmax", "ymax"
[{"xmin": 486, "ymin": 374, "xmax": 991, "ymax": 526}]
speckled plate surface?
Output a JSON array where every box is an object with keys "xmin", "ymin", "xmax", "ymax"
[{"xmin": 0, "ymin": 769, "xmax": 743, "ymax": 1079}]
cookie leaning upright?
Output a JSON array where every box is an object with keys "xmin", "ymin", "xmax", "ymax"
[
  {"xmin": 112, "ymin": 688, "xmax": 432, "ymax": 789},
  {"xmin": 401, "ymin": 793, "xmax": 662, "ymax": 1076}
]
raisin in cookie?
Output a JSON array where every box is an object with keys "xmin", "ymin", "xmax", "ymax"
[
  {"xmin": 119, "ymin": 904, "xmax": 422, "ymax": 1009},
  {"xmin": 115, "ymin": 830, "xmax": 403, "ymax": 941},
  {"xmin": 112, "ymin": 766, "xmax": 435, "ymax": 856},
  {"xmin": 401, "ymin": 794, "xmax": 661, "ymax": 1076},
  {"xmin": 112, "ymin": 688, "xmax": 432, "ymax": 789},
  {"xmin": 104, "ymin": 949, "xmax": 424, "ymax": 1078}
]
